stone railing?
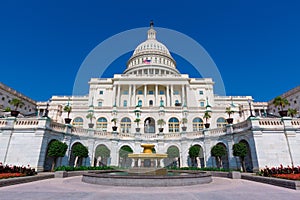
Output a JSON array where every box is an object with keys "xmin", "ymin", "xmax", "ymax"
[
  {"xmin": 233, "ymin": 120, "xmax": 251, "ymax": 132},
  {"xmin": 71, "ymin": 127, "xmax": 89, "ymax": 136},
  {"xmin": 258, "ymin": 118, "xmax": 283, "ymax": 127},
  {"xmin": 14, "ymin": 118, "xmax": 39, "ymax": 128},
  {"xmin": 291, "ymin": 119, "xmax": 300, "ymax": 128},
  {"xmin": 142, "ymin": 133, "xmax": 158, "ymax": 139},
  {"xmin": 186, "ymin": 132, "xmax": 204, "ymax": 138},
  {"xmin": 208, "ymin": 127, "xmax": 227, "ymax": 135},
  {"xmin": 0, "ymin": 119, "xmax": 8, "ymax": 127},
  {"xmin": 119, "ymin": 132, "xmax": 135, "ymax": 138},
  {"xmin": 164, "ymin": 132, "xmax": 181, "ymax": 139},
  {"xmin": 94, "ymin": 131, "xmax": 112, "ymax": 138},
  {"xmin": 49, "ymin": 121, "xmax": 66, "ymax": 132}
]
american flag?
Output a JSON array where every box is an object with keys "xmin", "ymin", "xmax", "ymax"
[{"xmin": 143, "ymin": 59, "xmax": 151, "ymax": 64}]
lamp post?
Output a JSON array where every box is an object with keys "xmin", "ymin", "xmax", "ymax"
[{"xmin": 248, "ymin": 99, "xmax": 254, "ymax": 117}]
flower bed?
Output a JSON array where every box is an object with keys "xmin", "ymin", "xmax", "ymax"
[
  {"xmin": 0, "ymin": 162, "xmax": 36, "ymax": 179},
  {"xmin": 259, "ymin": 165, "xmax": 300, "ymax": 181}
]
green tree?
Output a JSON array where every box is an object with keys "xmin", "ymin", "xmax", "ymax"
[
  {"xmin": 95, "ymin": 145, "xmax": 110, "ymax": 166},
  {"xmin": 10, "ymin": 98, "xmax": 24, "ymax": 111},
  {"xmin": 119, "ymin": 146, "xmax": 133, "ymax": 167},
  {"xmin": 288, "ymin": 108, "xmax": 298, "ymax": 117},
  {"xmin": 233, "ymin": 142, "xmax": 248, "ymax": 172},
  {"xmin": 211, "ymin": 144, "xmax": 226, "ymax": 169},
  {"xmin": 167, "ymin": 146, "xmax": 180, "ymax": 158},
  {"xmin": 72, "ymin": 143, "xmax": 89, "ymax": 167},
  {"xmin": 47, "ymin": 140, "xmax": 68, "ymax": 171},
  {"xmin": 188, "ymin": 145, "xmax": 200, "ymax": 167},
  {"xmin": 273, "ymin": 96, "xmax": 289, "ymax": 111}
]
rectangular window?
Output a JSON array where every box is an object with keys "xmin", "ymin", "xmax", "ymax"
[
  {"xmin": 159, "ymin": 90, "xmax": 165, "ymax": 95},
  {"xmin": 200, "ymin": 102, "xmax": 205, "ymax": 107},
  {"xmin": 123, "ymin": 90, "xmax": 129, "ymax": 95},
  {"xmin": 148, "ymin": 90, "xmax": 154, "ymax": 95},
  {"xmin": 199, "ymin": 90, "xmax": 203, "ymax": 95},
  {"xmin": 98, "ymin": 102, "xmax": 103, "ymax": 107},
  {"xmin": 137, "ymin": 90, "xmax": 143, "ymax": 95},
  {"xmin": 173, "ymin": 90, "xmax": 179, "ymax": 95},
  {"xmin": 123, "ymin": 100, "xmax": 127, "ymax": 107},
  {"xmin": 99, "ymin": 90, "xmax": 104, "ymax": 95}
]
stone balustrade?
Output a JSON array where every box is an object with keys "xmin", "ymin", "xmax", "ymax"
[{"xmin": 0, "ymin": 117, "xmax": 299, "ymax": 140}]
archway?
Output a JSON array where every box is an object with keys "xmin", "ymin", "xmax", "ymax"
[
  {"xmin": 43, "ymin": 139, "xmax": 57, "ymax": 171},
  {"xmin": 216, "ymin": 143, "xmax": 229, "ymax": 169},
  {"xmin": 188, "ymin": 145, "xmax": 204, "ymax": 168},
  {"xmin": 240, "ymin": 140, "xmax": 253, "ymax": 172},
  {"xmin": 165, "ymin": 146, "xmax": 180, "ymax": 167},
  {"xmin": 144, "ymin": 117, "xmax": 155, "ymax": 133},
  {"xmin": 69, "ymin": 142, "xmax": 86, "ymax": 167},
  {"xmin": 94, "ymin": 144, "xmax": 111, "ymax": 166},
  {"xmin": 119, "ymin": 145, "xmax": 133, "ymax": 168}
]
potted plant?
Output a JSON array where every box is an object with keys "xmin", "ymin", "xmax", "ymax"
[
  {"xmin": 225, "ymin": 107, "xmax": 234, "ymax": 124},
  {"xmin": 273, "ymin": 96, "xmax": 290, "ymax": 117},
  {"xmin": 111, "ymin": 118, "xmax": 118, "ymax": 131},
  {"xmin": 63, "ymin": 104, "xmax": 72, "ymax": 124},
  {"xmin": 4, "ymin": 107, "xmax": 11, "ymax": 112},
  {"xmin": 157, "ymin": 119, "xmax": 166, "ymax": 133},
  {"xmin": 9, "ymin": 98, "xmax": 24, "ymax": 117},
  {"xmin": 181, "ymin": 118, "xmax": 188, "ymax": 131},
  {"xmin": 203, "ymin": 111, "xmax": 211, "ymax": 128},
  {"xmin": 134, "ymin": 118, "xmax": 141, "ymax": 132},
  {"xmin": 86, "ymin": 112, "xmax": 95, "ymax": 128}
]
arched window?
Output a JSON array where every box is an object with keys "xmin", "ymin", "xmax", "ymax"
[
  {"xmin": 72, "ymin": 117, "xmax": 83, "ymax": 127},
  {"xmin": 96, "ymin": 117, "xmax": 107, "ymax": 132},
  {"xmin": 217, "ymin": 117, "xmax": 227, "ymax": 128},
  {"xmin": 149, "ymin": 100, "xmax": 153, "ymax": 106},
  {"xmin": 193, "ymin": 117, "xmax": 203, "ymax": 131},
  {"xmin": 168, "ymin": 117, "xmax": 179, "ymax": 133},
  {"xmin": 121, "ymin": 117, "xmax": 131, "ymax": 133}
]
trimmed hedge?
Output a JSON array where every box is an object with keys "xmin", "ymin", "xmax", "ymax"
[{"xmin": 55, "ymin": 166, "xmax": 114, "ymax": 171}]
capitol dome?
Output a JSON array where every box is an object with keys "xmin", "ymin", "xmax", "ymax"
[{"xmin": 123, "ymin": 21, "xmax": 179, "ymax": 75}]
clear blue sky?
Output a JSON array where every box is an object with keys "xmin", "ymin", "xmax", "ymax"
[{"xmin": 0, "ymin": 0, "xmax": 299, "ymax": 102}]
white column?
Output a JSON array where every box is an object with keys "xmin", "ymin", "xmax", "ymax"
[
  {"xmin": 155, "ymin": 84, "xmax": 158, "ymax": 106},
  {"xmin": 185, "ymin": 85, "xmax": 188, "ymax": 106},
  {"xmin": 144, "ymin": 85, "xmax": 147, "ymax": 106},
  {"xmin": 112, "ymin": 85, "xmax": 116, "ymax": 105},
  {"xmin": 117, "ymin": 85, "xmax": 121, "ymax": 107},
  {"xmin": 128, "ymin": 85, "xmax": 132, "ymax": 106},
  {"xmin": 170, "ymin": 85, "xmax": 174, "ymax": 106},
  {"xmin": 181, "ymin": 85, "xmax": 185, "ymax": 105},
  {"xmin": 131, "ymin": 158, "xmax": 135, "ymax": 167},
  {"xmin": 133, "ymin": 85, "xmax": 136, "ymax": 106},
  {"xmin": 138, "ymin": 159, "xmax": 141, "ymax": 167},
  {"xmin": 166, "ymin": 85, "xmax": 169, "ymax": 107}
]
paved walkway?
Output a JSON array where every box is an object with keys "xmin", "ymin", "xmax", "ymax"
[{"xmin": 0, "ymin": 176, "xmax": 299, "ymax": 200}]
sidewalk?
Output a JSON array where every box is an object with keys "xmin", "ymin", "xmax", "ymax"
[{"xmin": 0, "ymin": 176, "xmax": 299, "ymax": 200}]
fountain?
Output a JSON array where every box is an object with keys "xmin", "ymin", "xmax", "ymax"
[
  {"xmin": 127, "ymin": 144, "xmax": 168, "ymax": 175},
  {"xmin": 82, "ymin": 144, "xmax": 212, "ymax": 187}
]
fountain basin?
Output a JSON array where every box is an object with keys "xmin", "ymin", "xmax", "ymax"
[{"xmin": 82, "ymin": 170, "xmax": 212, "ymax": 187}]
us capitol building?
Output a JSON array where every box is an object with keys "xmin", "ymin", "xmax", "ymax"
[{"xmin": 0, "ymin": 23, "xmax": 299, "ymax": 172}]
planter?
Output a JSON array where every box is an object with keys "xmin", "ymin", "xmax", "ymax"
[
  {"xmin": 88, "ymin": 123, "xmax": 94, "ymax": 128},
  {"xmin": 204, "ymin": 123, "xmax": 210, "ymax": 128},
  {"xmin": 64, "ymin": 118, "xmax": 72, "ymax": 124},
  {"xmin": 158, "ymin": 128, "xmax": 164, "ymax": 133},
  {"xmin": 279, "ymin": 110, "xmax": 288, "ymax": 117},
  {"xmin": 175, "ymin": 103, "xmax": 182, "ymax": 107},
  {"xmin": 112, "ymin": 126, "xmax": 118, "ymax": 131},
  {"xmin": 10, "ymin": 110, "xmax": 19, "ymax": 117},
  {"xmin": 181, "ymin": 126, "xmax": 187, "ymax": 131},
  {"xmin": 135, "ymin": 128, "xmax": 140, "ymax": 132},
  {"xmin": 226, "ymin": 118, "xmax": 233, "ymax": 124}
]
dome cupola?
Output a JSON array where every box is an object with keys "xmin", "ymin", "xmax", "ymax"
[{"xmin": 123, "ymin": 21, "xmax": 179, "ymax": 75}]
